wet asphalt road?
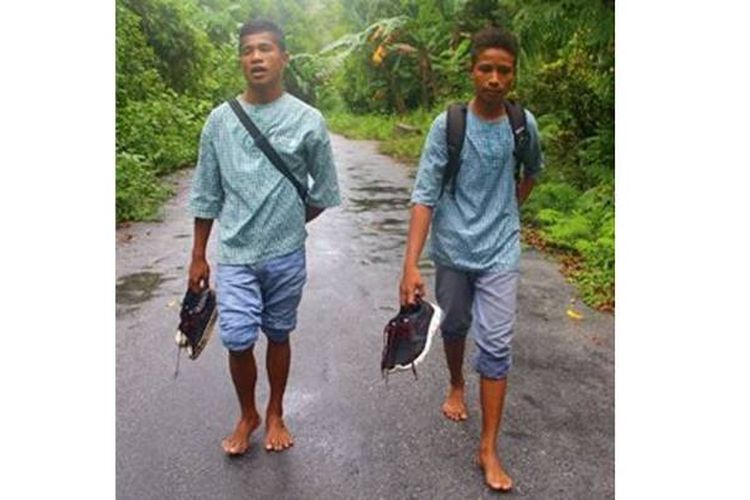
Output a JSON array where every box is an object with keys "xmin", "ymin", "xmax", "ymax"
[{"xmin": 116, "ymin": 134, "xmax": 614, "ymax": 499}]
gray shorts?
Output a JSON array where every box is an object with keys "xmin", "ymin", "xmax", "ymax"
[{"xmin": 436, "ymin": 265, "xmax": 520, "ymax": 379}]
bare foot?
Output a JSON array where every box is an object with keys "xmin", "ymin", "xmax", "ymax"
[
  {"xmin": 265, "ymin": 414, "xmax": 294, "ymax": 452},
  {"xmin": 221, "ymin": 413, "xmax": 261, "ymax": 456},
  {"xmin": 442, "ymin": 384, "xmax": 468, "ymax": 421},
  {"xmin": 476, "ymin": 450, "xmax": 513, "ymax": 492}
]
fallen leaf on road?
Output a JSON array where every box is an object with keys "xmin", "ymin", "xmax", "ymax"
[{"xmin": 566, "ymin": 309, "xmax": 584, "ymax": 320}]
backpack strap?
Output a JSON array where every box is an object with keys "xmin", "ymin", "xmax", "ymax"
[
  {"xmin": 440, "ymin": 100, "xmax": 530, "ymax": 198},
  {"xmin": 440, "ymin": 103, "xmax": 467, "ymax": 198},
  {"xmin": 227, "ymin": 98, "xmax": 308, "ymax": 203},
  {"xmin": 503, "ymin": 99, "xmax": 531, "ymax": 182}
]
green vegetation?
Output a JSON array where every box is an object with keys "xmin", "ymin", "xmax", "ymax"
[
  {"xmin": 116, "ymin": 0, "xmax": 614, "ymax": 309},
  {"xmin": 116, "ymin": 0, "xmax": 239, "ymax": 223},
  {"xmin": 326, "ymin": 108, "xmax": 436, "ymax": 160},
  {"xmin": 116, "ymin": 152, "xmax": 172, "ymax": 221}
]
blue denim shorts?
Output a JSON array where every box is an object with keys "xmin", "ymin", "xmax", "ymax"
[
  {"xmin": 216, "ymin": 248, "xmax": 307, "ymax": 352},
  {"xmin": 436, "ymin": 266, "xmax": 520, "ymax": 379}
]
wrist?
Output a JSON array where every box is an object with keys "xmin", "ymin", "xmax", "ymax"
[{"xmin": 403, "ymin": 261, "xmax": 419, "ymax": 273}]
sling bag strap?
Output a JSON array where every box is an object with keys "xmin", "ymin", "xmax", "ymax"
[
  {"xmin": 440, "ymin": 99, "xmax": 530, "ymax": 198},
  {"xmin": 227, "ymin": 98, "xmax": 308, "ymax": 203}
]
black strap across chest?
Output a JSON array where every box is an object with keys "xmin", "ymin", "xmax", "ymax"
[{"xmin": 227, "ymin": 98, "xmax": 308, "ymax": 202}]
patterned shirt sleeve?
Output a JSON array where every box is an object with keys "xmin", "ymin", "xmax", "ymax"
[
  {"xmin": 411, "ymin": 112, "xmax": 448, "ymax": 207},
  {"xmin": 189, "ymin": 112, "xmax": 224, "ymax": 219},
  {"xmin": 305, "ymin": 114, "xmax": 341, "ymax": 208},
  {"xmin": 522, "ymin": 109, "xmax": 544, "ymax": 179}
]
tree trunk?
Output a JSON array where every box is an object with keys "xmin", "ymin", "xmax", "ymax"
[{"xmin": 387, "ymin": 68, "xmax": 407, "ymax": 114}]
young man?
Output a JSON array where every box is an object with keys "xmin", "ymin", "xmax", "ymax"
[
  {"xmin": 399, "ymin": 26, "xmax": 543, "ymax": 491},
  {"xmin": 188, "ymin": 19, "xmax": 340, "ymax": 456}
]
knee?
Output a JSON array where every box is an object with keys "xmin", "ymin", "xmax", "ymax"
[
  {"xmin": 441, "ymin": 327, "xmax": 469, "ymax": 342},
  {"xmin": 474, "ymin": 344, "xmax": 512, "ymax": 379},
  {"xmin": 228, "ymin": 344, "xmax": 255, "ymax": 357},
  {"xmin": 264, "ymin": 328, "xmax": 291, "ymax": 344},
  {"xmin": 220, "ymin": 324, "xmax": 259, "ymax": 353}
]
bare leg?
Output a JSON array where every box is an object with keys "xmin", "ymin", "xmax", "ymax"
[
  {"xmin": 222, "ymin": 347, "xmax": 262, "ymax": 455},
  {"xmin": 476, "ymin": 376, "xmax": 512, "ymax": 491},
  {"xmin": 441, "ymin": 337, "xmax": 469, "ymax": 421},
  {"xmin": 265, "ymin": 338, "xmax": 294, "ymax": 452}
]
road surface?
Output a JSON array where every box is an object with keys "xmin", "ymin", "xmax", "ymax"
[{"xmin": 116, "ymin": 133, "xmax": 614, "ymax": 499}]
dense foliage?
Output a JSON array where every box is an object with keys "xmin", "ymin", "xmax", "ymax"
[
  {"xmin": 116, "ymin": 0, "xmax": 614, "ymax": 309},
  {"xmin": 116, "ymin": 0, "xmax": 237, "ymax": 222}
]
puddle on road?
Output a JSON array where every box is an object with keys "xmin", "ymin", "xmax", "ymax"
[
  {"xmin": 116, "ymin": 306, "xmax": 140, "ymax": 318},
  {"xmin": 351, "ymin": 185, "xmax": 409, "ymax": 195},
  {"xmin": 367, "ymin": 255, "xmax": 390, "ymax": 264},
  {"xmin": 348, "ymin": 196, "xmax": 411, "ymax": 213},
  {"xmin": 116, "ymin": 272, "xmax": 167, "ymax": 305},
  {"xmin": 346, "ymin": 182, "xmax": 411, "ymax": 213},
  {"xmin": 370, "ymin": 217, "xmax": 407, "ymax": 235},
  {"xmin": 344, "ymin": 162, "xmax": 430, "ymax": 268}
]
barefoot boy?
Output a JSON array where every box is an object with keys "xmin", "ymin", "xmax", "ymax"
[
  {"xmin": 188, "ymin": 19, "xmax": 340, "ymax": 455},
  {"xmin": 399, "ymin": 26, "xmax": 543, "ymax": 491}
]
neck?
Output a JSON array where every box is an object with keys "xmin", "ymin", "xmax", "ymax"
[
  {"xmin": 469, "ymin": 97, "xmax": 506, "ymax": 121},
  {"xmin": 242, "ymin": 86, "xmax": 283, "ymax": 105}
]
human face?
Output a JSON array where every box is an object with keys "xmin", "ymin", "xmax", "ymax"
[
  {"xmin": 471, "ymin": 47, "xmax": 516, "ymax": 107},
  {"xmin": 239, "ymin": 32, "xmax": 288, "ymax": 90}
]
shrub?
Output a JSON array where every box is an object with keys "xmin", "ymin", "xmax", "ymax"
[
  {"xmin": 116, "ymin": 1, "xmax": 168, "ymax": 108},
  {"xmin": 116, "ymin": 92, "xmax": 209, "ymax": 175},
  {"xmin": 523, "ymin": 182, "xmax": 581, "ymax": 219},
  {"xmin": 122, "ymin": 0, "xmax": 216, "ymax": 97},
  {"xmin": 116, "ymin": 153, "xmax": 171, "ymax": 222}
]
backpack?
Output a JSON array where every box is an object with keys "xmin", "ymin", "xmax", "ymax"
[{"xmin": 440, "ymin": 100, "xmax": 530, "ymax": 198}]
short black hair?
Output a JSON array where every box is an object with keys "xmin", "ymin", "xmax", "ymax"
[
  {"xmin": 470, "ymin": 26, "xmax": 519, "ymax": 66},
  {"xmin": 238, "ymin": 19, "xmax": 286, "ymax": 52}
]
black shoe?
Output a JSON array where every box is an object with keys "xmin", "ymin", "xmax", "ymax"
[
  {"xmin": 381, "ymin": 297, "xmax": 443, "ymax": 377},
  {"xmin": 175, "ymin": 288, "xmax": 218, "ymax": 360}
]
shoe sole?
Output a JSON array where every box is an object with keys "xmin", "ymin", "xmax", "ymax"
[
  {"xmin": 187, "ymin": 306, "xmax": 218, "ymax": 360},
  {"xmin": 387, "ymin": 301, "xmax": 443, "ymax": 374}
]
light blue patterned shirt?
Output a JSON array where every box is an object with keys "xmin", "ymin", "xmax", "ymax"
[
  {"xmin": 190, "ymin": 93, "xmax": 341, "ymax": 264},
  {"xmin": 411, "ymin": 108, "xmax": 543, "ymax": 272}
]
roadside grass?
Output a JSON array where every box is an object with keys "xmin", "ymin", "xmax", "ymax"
[{"xmin": 326, "ymin": 109, "xmax": 432, "ymax": 162}]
